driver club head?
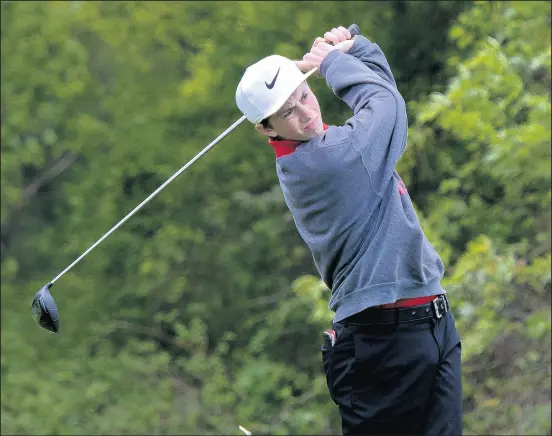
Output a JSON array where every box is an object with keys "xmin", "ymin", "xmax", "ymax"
[{"xmin": 31, "ymin": 283, "xmax": 59, "ymax": 334}]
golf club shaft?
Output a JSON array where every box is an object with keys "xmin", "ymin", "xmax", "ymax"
[{"xmin": 51, "ymin": 115, "xmax": 247, "ymax": 285}]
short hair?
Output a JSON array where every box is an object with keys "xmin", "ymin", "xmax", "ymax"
[
  {"xmin": 260, "ymin": 117, "xmax": 285, "ymax": 141},
  {"xmin": 260, "ymin": 118, "xmax": 272, "ymax": 129}
]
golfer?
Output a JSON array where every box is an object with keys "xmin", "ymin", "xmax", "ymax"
[{"xmin": 235, "ymin": 26, "xmax": 462, "ymax": 435}]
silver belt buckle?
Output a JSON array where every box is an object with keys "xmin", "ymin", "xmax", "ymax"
[{"xmin": 432, "ymin": 295, "xmax": 449, "ymax": 319}]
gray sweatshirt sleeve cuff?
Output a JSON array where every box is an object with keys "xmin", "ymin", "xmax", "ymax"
[
  {"xmin": 319, "ymin": 49, "xmax": 345, "ymax": 77},
  {"xmin": 347, "ymin": 35, "xmax": 376, "ymax": 58}
]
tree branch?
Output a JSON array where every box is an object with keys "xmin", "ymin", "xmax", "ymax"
[
  {"xmin": 110, "ymin": 319, "xmax": 193, "ymax": 352},
  {"xmin": 22, "ymin": 151, "xmax": 78, "ymax": 202},
  {"xmin": 1, "ymin": 151, "xmax": 78, "ymax": 249},
  {"xmin": 268, "ymin": 388, "xmax": 318, "ymax": 431}
]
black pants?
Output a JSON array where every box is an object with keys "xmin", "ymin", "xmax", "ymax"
[{"xmin": 321, "ymin": 296, "xmax": 462, "ymax": 435}]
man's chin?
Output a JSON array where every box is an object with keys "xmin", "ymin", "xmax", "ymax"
[
  {"xmin": 298, "ymin": 132, "xmax": 318, "ymax": 141},
  {"xmin": 282, "ymin": 127, "xmax": 322, "ymax": 142},
  {"xmin": 308, "ymin": 124, "xmax": 324, "ymax": 137}
]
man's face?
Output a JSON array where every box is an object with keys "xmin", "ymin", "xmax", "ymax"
[{"xmin": 256, "ymin": 82, "xmax": 324, "ymax": 141}]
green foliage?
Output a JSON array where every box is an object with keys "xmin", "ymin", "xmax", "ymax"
[
  {"xmin": 412, "ymin": 3, "xmax": 551, "ymax": 433},
  {"xmin": 405, "ymin": 1, "xmax": 551, "ymax": 259},
  {"xmin": 2, "ymin": 1, "xmax": 549, "ymax": 435},
  {"xmin": 447, "ymin": 237, "xmax": 551, "ymax": 435}
]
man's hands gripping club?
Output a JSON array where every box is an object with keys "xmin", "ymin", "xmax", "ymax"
[{"xmin": 295, "ymin": 26, "xmax": 356, "ymax": 73}]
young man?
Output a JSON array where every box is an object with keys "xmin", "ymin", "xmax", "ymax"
[{"xmin": 235, "ymin": 26, "xmax": 462, "ymax": 435}]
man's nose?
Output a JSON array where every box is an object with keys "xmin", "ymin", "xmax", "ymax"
[{"xmin": 297, "ymin": 103, "xmax": 314, "ymax": 121}]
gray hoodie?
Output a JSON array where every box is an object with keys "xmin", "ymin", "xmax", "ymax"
[{"xmin": 273, "ymin": 36, "xmax": 445, "ymax": 323}]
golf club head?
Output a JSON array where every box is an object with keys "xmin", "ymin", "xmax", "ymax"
[{"xmin": 31, "ymin": 283, "xmax": 59, "ymax": 334}]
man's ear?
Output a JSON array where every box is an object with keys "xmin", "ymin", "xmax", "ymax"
[{"xmin": 255, "ymin": 123, "xmax": 277, "ymax": 138}]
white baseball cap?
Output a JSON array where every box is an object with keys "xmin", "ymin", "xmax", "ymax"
[{"xmin": 236, "ymin": 55, "xmax": 317, "ymax": 124}]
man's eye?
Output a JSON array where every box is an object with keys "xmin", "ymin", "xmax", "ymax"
[
  {"xmin": 284, "ymin": 108, "xmax": 294, "ymax": 117},
  {"xmin": 301, "ymin": 93, "xmax": 308, "ymax": 102}
]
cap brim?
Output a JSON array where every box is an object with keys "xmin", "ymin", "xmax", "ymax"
[{"xmin": 260, "ymin": 67, "xmax": 318, "ymax": 122}]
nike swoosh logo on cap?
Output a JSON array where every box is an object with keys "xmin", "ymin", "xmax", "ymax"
[{"xmin": 265, "ymin": 67, "xmax": 281, "ymax": 89}]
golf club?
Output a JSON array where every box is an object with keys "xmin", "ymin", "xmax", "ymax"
[
  {"xmin": 31, "ymin": 115, "xmax": 247, "ymax": 333},
  {"xmin": 31, "ymin": 24, "xmax": 360, "ymax": 334}
]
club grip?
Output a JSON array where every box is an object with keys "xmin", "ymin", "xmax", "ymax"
[{"xmin": 348, "ymin": 24, "xmax": 360, "ymax": 37}]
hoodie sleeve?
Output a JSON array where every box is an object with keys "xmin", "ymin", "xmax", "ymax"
[
  {"xmin": 319, "ymin": 48, "xmax": 408, "ymax": 196},
  {"xmin": 347, "ymin": 35, "xmax": 398, "ymax": 89}
]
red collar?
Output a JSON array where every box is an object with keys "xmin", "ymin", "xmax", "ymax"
[{"xmin": 269, "ymin": 124, "xmax": 328, "ymax": 158}]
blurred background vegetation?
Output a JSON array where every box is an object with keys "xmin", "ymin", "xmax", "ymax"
[{"xmin": 1, "ymin": 1, "xmax": 550, "ymax": 435}]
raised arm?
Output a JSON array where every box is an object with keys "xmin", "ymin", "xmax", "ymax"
[
  {"xmin": 347, "ymin": 35, "xmax": 398, "ymax": 89},
  {"xmin": 296, "ymin": 30, "xmax": 408, "ymax": 195}
]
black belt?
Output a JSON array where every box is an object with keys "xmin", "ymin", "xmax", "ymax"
[{"xmin": 343, "ymin": 295, "xmax": 450, "ymax": 325}]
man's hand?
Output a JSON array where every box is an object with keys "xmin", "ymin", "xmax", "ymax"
[
  {"xmin": 315, "ymin": 26, "xmax": 353, "ymax": 48},
  {"xmin": 295, "ymin": 41, "xmax": 339, "ymax": 73},
  {"xmin": 295, "ymin": 26, "xmax": 355, "ymax": 73}
]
